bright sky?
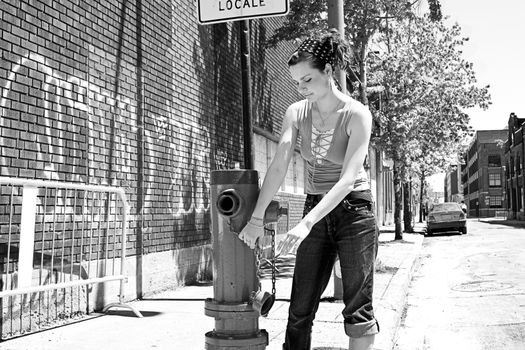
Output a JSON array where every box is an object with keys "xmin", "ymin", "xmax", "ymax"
[
  {"xmin": 428, "ymin": 172, "xmax": 445, "ymax": 192},
  {"xmin": 427, "ymin": 0, "xmax": 525, "ymax": 131}
]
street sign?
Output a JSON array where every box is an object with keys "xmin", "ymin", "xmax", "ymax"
[{"xmin": 197, "ymin": 0, "xmax": 289, "ymax": 25}]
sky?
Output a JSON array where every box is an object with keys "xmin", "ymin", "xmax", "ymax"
[
  {"xmin": 426, "ymin": 0, "xmax": 525, "ymax": 131},
  {"xmin": 421, "ymin": 0, "xmax": 525, "ymax": 190}
]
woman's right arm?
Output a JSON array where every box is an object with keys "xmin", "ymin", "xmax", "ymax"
[
  {"xmin": 252, "ymin": 105, "xmax": 298, "ymax": 218},
  {"xmin": 239, "ymin": 104, "xmax": 299, "ymax": 248}
]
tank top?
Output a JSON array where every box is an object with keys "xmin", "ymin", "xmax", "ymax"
[{"xmin": 293, "ymin": 99, "xmax": 370, "ymax": 195}]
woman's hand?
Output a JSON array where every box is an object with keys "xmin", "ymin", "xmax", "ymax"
[
  {"xmin": 239, "ymin": 217, "xmax": 265, "ymax": 249},
  {"xmin": 277, "ymin": 221, "xmax": 311, "ymax": 256}
]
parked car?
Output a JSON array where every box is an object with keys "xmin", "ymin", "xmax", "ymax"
[{"xmin": 426, "ymin": 202, "xmax": 467, "ymax": 235}]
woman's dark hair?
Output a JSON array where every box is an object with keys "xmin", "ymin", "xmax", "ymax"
[{"xmin": 288, "ymin": 29, "xmax": 351, "ymax": 73}]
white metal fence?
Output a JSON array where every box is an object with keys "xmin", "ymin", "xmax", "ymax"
[{"xmin": 0, "ymin": 177, "xmax": 141, "ymax": 340}]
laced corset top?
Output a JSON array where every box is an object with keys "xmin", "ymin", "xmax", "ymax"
[
  {"xmin": 294, "ymin": 99, "xmax": 369, "ymax": 194},
  {"xmin": 311, "ymin": 125, "xmax": 334, "ymax": 163}
]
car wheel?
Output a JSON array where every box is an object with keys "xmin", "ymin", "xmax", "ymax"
[
  {"xmin": 460, "ymin": 227, "xmax": 467, "ymax": 235},
  {"xmin": 426, "ymin": 228, "xmax": 432, "ymax": 236}
]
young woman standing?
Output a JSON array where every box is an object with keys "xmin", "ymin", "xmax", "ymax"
[{"xmin": 239, "ymin": 31, "xmax": 379, "ymax": 350}]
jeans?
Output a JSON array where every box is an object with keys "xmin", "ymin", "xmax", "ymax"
[{"xmin": 283, "ymin": 190, "xmax": 379, "ymax": 350}]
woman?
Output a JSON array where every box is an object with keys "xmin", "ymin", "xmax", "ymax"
[{"xmin": 239, "ymin": 31, "xmax": 379, "ymax": 350}]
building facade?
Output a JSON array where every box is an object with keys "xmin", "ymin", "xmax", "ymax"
[
  {"xmin": 504, "ymin": 113, "xmax": 525, "ymax": 219},
  {"xmin": 462, "ymin": 130, "xmax": 507, "ymax": 218},
  {"xmin": 445, "ymin": 165, "xmax": 463, "ymax": 203}
]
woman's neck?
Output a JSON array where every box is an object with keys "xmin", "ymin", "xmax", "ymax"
[{"xmin": 315, "ymin": 91, "xmax": 344, "ymax": 114}]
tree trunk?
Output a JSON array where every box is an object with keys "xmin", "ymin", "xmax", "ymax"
[
  {"xmin": 393, "ymin": 161, "xmax": 403, "ymax": 240},
  {"xmin": 419, "ymin": 172, "xmax": 426, "ymax": 223},
  {"xmin": 358, "ymin": 44, "xmax": 369, "ymax": 105},
  {"xmin": 403, "ymin": 182, "xmax": 414, "ymax": 233}
]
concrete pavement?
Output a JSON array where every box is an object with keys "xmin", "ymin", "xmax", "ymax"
[
  {"xmin": 1, "ymin": 223, "xmax": 425, "ymax": 350},
  {"xmin": 393, "ymin": 219, "xmax": 525, "ymax": 349}
]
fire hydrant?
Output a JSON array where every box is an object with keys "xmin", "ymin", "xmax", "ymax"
[{"xmin": 204, "ymin": 169, "xmax": 285, "ymax": 349}]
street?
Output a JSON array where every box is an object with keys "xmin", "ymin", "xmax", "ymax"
[{"xmin": 393, "ymin": 219, "xmax": 525, "ymax": 350}]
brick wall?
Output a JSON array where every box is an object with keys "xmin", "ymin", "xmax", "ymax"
[{"xmin": 0, "ymin": 0, "xmax": 304, "ymax": 292}]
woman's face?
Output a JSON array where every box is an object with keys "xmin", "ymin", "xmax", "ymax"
[{"xmin": 289, "ymin": 61, "xmax": 331, "ymax": 101}]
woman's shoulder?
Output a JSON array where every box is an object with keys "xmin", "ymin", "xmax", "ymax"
[
  {"xmin": 342, "ymin": 97, "xmax": 371, "ymax": 121},
  {"xmin": 342, "ymin": 97, "xmax": 368, "ymax": 113},
  {"xmin": 285, "ymin": 99, "xmax": 309, "ymax": 126},
  {"xmin": 340, "ymin": 97, "xmax": 372, "ymax": 135},
  {"xmin": 287, "ymin": 99, "xmax": 309, "ymax": 115}
]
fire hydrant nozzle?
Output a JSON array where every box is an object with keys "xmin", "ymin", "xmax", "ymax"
[
  {"xmin": 216, "ymin": 189, "xmax": 241, "ymax": 217},
  {"xmin": 263, "ymin": 200, "xmax": 288, "ymax": 224}
]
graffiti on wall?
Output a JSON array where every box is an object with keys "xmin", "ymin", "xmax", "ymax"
[
  {"xmin": 0, "ymin": 51, "xmax": 214, "ymax": 225},
  {"xmin": 0, "ymin": 53, "xmax": 90, "ymax": 182}
]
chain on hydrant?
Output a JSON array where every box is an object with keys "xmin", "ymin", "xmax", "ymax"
[
  {"xmin": 204, "ymin": 169, "xmax": 287, "ymax": 350},
  {"xmin": 251, "ymin": 226, "xmax": 277, "ymax": 318}
]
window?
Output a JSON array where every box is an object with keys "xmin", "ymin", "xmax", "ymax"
[
  {"xmin": 489, "ymin": 195, "xmax": 502, "ymax": 208},
  {"xmin": 469, "ymin": 178, "xmax": 479, "ymax": 192},
  {"xmin": 488, "ymin": 155, "xmax": 501, "ymax": 167},
  {"xmin": 489, "ymin": 173, "xmax": 501, "ymax": 187},
  {"xmin": 431, "ymin": 203, "xmax": 462, "ymax": 212}
]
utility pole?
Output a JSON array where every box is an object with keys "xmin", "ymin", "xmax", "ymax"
[
  {"xmin": 327, "ymin": 0, "xmax": 346, "ymax": 93},
  {"xmin": 327, "ymin": 0, "xmax": 345, "ymax": 300}
]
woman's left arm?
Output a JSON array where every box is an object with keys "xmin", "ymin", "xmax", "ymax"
[{"xmin": 278, "ymin": 105, "xmax": 372, "ymax": 254}]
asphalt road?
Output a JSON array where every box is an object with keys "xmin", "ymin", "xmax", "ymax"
[{"xmin": 393, "ymin": 219, "xmax": 525, "ymax": 350}]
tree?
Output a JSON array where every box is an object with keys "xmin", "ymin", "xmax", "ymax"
[
  {"xmin": 427, "ymin": 0, "xmax": 442, "ymax": 21},
  {"xmin": 370, "ymin": 14, "xmax": 491, "ymax": 239},
  {"xmin": 267, "ymin": 0, "xmax": 431, "ymax": 104},
  {"xmin": 411, "ymin": 142, "xmax": 468, "ymax": 223}
]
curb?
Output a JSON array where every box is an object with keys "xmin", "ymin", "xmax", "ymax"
[{"xmin": 374, "ymin": 233, "xmax": 424, "ymax": 350}]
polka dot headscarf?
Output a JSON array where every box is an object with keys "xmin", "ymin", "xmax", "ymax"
[{"xmin": 296, "ymin": 38, "xmax": 334, "ymax": 65}]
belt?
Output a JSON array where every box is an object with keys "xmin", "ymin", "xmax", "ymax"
[{"xmin": 308, "ymin": 189, "xmax": 372, "ymax": 202}]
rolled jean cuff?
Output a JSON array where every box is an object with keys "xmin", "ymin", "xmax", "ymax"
[{"xmin": 344, "ymin": 318, "xmax": 380, "ymax": 338}]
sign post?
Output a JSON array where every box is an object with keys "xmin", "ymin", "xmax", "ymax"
[{"xmin": 239, "ymin": 19, "xmax": 254, "ymax": 170}]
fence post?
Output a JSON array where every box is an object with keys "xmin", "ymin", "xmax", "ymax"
[{"xmin": 18, "ymin": 185, "xmax": 38, "ymax": 288}]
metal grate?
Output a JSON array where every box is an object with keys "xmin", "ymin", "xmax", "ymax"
[{"xmin": 0, "ymin": 177, "xmax": 141, "ymax": 340}]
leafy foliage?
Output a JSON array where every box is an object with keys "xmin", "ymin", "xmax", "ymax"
[
  {"xmin": 266, "ymin": 1, "xmax": 328, "ymax": 48},
  {"xmin": 427, "ymin": 0, "xmax": 443, "ymax": 21},
  {"xmin": 367, "ymin": 14, "xmax": 490, "ymax": 236},
  {"xmin": 370, "ymin": 15, "xmax": 490, "ymax": 181}
]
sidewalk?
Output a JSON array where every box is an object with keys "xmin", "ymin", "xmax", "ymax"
[{"xmin": 2, "ymin": 224, "xmax": 425, "ymax": 350}]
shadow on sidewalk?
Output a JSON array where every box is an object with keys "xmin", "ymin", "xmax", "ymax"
[
  {"xmin": 380, "ymin": 228, "xmax": 426, "ymax": 235},
  {"xmin": 424, "ymin": 231, "xmax": 462, "ymax": 237},
  {"xmin": 379, "ymin": 238, "xmax": 417, "ymax": 245},
  {"xmin": 481, "ymin": 219, "xmax": 525, "ymax": 229},
  {"xmin": 105, "ymin": 310, "xmax": 162, "ymax": 317},
  {"xmin": 141, "ymin": 297, "xmax": 208, "ymax": 301}
]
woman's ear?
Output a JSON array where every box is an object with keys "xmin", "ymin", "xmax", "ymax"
[{"xmin": 324, "ymin": 63, "xmax": 333, "ymax": 76}]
